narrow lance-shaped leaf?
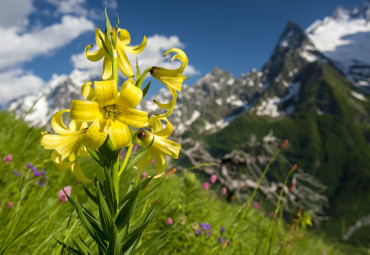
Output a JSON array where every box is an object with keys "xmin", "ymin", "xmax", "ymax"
[
  {"xmin": 97, "ymin": 183, "xmax": 114, "ymax": 240},
  {"xmin": 142, "ymin": 81, "xmax": 151, "ymax": 99},
  {"xmin": 115, "ymin": 187, "xmax": 140, "ymax": 231}
]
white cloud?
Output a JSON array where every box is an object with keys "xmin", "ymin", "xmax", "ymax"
[
  {"xmin": 0, "ymin": 69, "xmax": 45, "ymax": 103},
  {"xmin": 0, "ymin": 15, "xmax": 94, "ymax": 71},
  {"xmin": 0, "ymin": 0, "xmax": 34, "ymax": 30},
  {"xmin": 71, "ymin": 34, "xmax": 198, "ymax": 80}
]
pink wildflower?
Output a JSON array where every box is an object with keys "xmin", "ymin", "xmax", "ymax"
[
  {"xmin": 8, "ymin": 202, "xmax": 13, "ymax": 209},
  {"xmin": 133, "ymin": 144, "xmax": 138, "ymax": 152},
  {"xmin": 141, "ymin": 172, "xmax": 147, "ymax": 179},
  {"xmin": 322, "ymin": 251, "xmax": 327, "ymax": 255},
  {"xmin": 222, "ymin": 187, "xmax": 227, "ymax": 195},
  {"xmin": 166, "ymin": 218, "xmax": 173, "ymax": 225},
  {"xmin": 253, "ymin": 202, "xmax": 259, "ymax": 209},
  {"xmin": 58, "ymin": 186, "xmax": 72, "ymax": 203},
  {"xmin": 3, "ymin": 154, "xmax": 12, "ymax": 164},
  {"xmin": 151, "ymin": 158, "xmax": 155, "ymax": 164},
  {"xmin": 270, "ymin": 211, "xmax": 274, "ymax": 217},
  {"xmin": 210, "ymin": 174, "xmax": 217, "ymax": 183},
  {"xmin": 203, "ymin": 182, "xmax": 210, "ymax": 190}
]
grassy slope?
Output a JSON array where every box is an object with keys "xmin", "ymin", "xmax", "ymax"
[
  {"xmin": 0, "ymin": 111, "xmax": 368, "ymax": 254},
  {"xmin": 203, "ymin": 62, "xmax": 370, "ymax": 244}
]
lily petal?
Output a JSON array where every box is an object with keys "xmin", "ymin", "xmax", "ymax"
[
  {"xmin": 153, "ymin": 151, "xmax": 166, "ymax": 177},
  {"xmin": 82, "ymin": 118, "xmax": 109, "ymax": 151},
  {"xmin": 164, "ymin": 48, "xmax": 188, "ymax": 73},
  {"xmin": 81, "ymin": 81, "xmax": 96, "ymax": 101},
  {"xmin": 94, "ymin": 80, "xmax": 118, "ymax": 107},
  {"xmin": 134, "ymin": 150, "xmax": 153, "ymax": 169},
  {"xmin": 154, "ymin": 87, "xmax": 177, "ymax": 118},
  {"xmin": 118, "ymin": 28, "xmax": 130, "ymax": 45},
  {"xmin": 121, "ymin": 35, "xmax": 147, "ymax": 54},
  {"xmin": 102, "ymin": 54, "xmax": 113, "ymax": 80},
  {"xmin": 117, "ymin": 78, "xmax": 142, "ymax": 108},
  {"xmin": 149, "ymin": 116, "xmax": 173, "ymax": 138},
  {"xmin": 70, "ymin": 100, "xmax": 102, "ymax": 122},
  {"xmin": 116, "ymin": 108, "xmax": 148, "ymax": 128},
  {"xmin": 51, "ymin": 151, "xmax": 73, "ymax": 171},
  {"xmin": 150, "ymin": 67, "xmax": 185, "ymax": 91},
  {"xmin": 71, "ymin": 163, "xmax": 92, "ymax": 183},
  {"xmin": 117, "ymin": 44, "xmax": 134, "ymax": 77},
  {"xmin": 95, "ymin": 27, "xmax": 105, "ymax": 48},
  {"xmin": 51, "ymin": 110, "xmax": 73, "ymax": 136},
  {"xmin": 109, "ymin": 120, "xmax": 131, "ymax": 150},
  {"xmin": 85, "ymin": 44, "xmax": 105, "ymax": 62}
]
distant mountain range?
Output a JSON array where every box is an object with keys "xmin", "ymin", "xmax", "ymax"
[{"xmin": 7, "ymin": 0, "xmax": 370, "ymax": 244}]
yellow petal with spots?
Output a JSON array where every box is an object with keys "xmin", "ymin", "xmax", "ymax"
[
  {"xmin": 117, "ymin": 44, "xmax": 134, "ymax": 78},
  {"xmin": 69, "ymin": 120, "xmax": 88, "ymax": 132},
  {"xmin": 95, "ymin": 27, "xmax": 105, "ymax": 48},
  {"xmin": 149, "ymin": 116, "xmax": 173, "ymax": 138},
  {"xmin": 102, "ymin": 54, "xmax": 113, "ymax": 80},
  {"xmin": 81, "ymin": 81, "xmax": 96, "ymax": 101},
  {"xmin": 109, "ymin": 120, "xmax": 131, "ymax": 150},
  {"xmin": 116, "ymin": 108, "xmax": 148, "ymax": 128},
  {"xmin": 117, "ymin": 79, "xmax": 142, "ymax": 108},
  {"xmin": 71, "ymin": 162, "xmax": 92, "ymax": 183},
  {"xmin": 153, "ymin": 151, "xmax": 166, "ymax": 177},
  {"xmin": 51, "ymin": 151, "xmax": 72, "ymax": 171},
  {"xmin": 94, "ymin": 80, "xmax": 117, "ymax": 107},
  {"xmin": 51, "ymin": 110, "xmax": 73, "ymax": 136},
  {"xmin": 85, "ymin": 44, "xmax": 104, "ymax": 62},
  {"xmin": 70, "ymin": 100, "xmax": 101, "ymax": 122},
  {"xmin": 82, "ymin": 118, "xmax": 108, "ymax": 151},
  {"xmin": 164, "ymin": 48, "xmax": 188, "ymax": 73},
  {"xmin": 154, "ymin": 87, "xmax": 177, "ymax": 118},
  {"xmin": 118, "ymin": 28, "xmax": 130, "ymax": 45},
  {"xmin": 121, "ymin": 35, "xmax": 147, "ymax": 54}
]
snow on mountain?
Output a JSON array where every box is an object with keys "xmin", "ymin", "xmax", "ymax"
[{"xmin": 307, "ymin": 1, "xmax": 370, "ymax": 93}]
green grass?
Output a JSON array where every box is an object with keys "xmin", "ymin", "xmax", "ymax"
[{"xmin": 0, "ymin": 111, "xmax": 369, "ymax": 254}]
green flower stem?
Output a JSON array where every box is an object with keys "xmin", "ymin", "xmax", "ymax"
[
  {"xmin": 265, "ymin": 170, "xmax": 294, "ymax": 255},
  {"xmin": 118, "ymin": 144, "xmax": 133, "ymax": 177},
  {"xmin": 228, "ymin": 148, "xmax": 283, "ymax": 243}
]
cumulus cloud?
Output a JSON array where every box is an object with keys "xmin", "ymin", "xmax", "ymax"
[
  {"xmin": 0, "ymin": 0, "xmax": 34, "ymax": 30},
  {"xmin": 0, "ymin": 69, "xmax": 45, "ymax": 103},
  {"xmin": 71, "ymin": 34, "xmax": 198, "ymax": 80},
  {"xmin": 0, "ymin": 15, "xmax": 94, "ymax": 71}
]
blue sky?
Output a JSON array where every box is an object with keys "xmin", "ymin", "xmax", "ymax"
[{"xmin": 0, "ymin": 0, "xmax": 365, "ymax": 102}]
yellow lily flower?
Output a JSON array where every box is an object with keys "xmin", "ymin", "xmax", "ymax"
[
  {"xmin": 135, "ymin": 116, "xmax": 181, "ymax": 177},
  {"xmin": 41, "ymin": 110, "xmax": 91, "ymax": 183},
  {"xmin": 150, "ymin": 48, "xmax": 188, "ymax": 117},
  {"xmin": 69, "ymin": 79, "xmax": 148, "ymax": 151},
  {"xmin": 85, "ymin": 27, "xmax": 147, "ymax": 79}
]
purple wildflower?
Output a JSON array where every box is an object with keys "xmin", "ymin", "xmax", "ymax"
[
  {"xmin": 44, "ymin": 176, "xmax": 48, "ymax": 180},
  {"xmin": 195, "ymin": 230, "xmax": 201, "ymax": 235},
  {"xmin": 41, "ymin": 169, "xmax": 46, "ymax": 175},
  {"xmin": 200, "ymin": 223, "xmax": 207, "ymax": 231},
  {"xmin": 39, "ymin": 182, "xmax": 45, "ymax": 187},
  {"xmin": 220, "ymin": 226, "xmax": 225, "ymax": 234},
  {"xmin": 13, "ymin": 170, "xmax": 21, "ymax": 176},
  {"xmin": 218, "ymin": 237, "xmax": 223, "ymax": 244},
  {"xmin": 26, "ymin": 163, "xmax": 32, "ymax": 168},
  {"xmin": 34, "ymin": 171, "xmax": 41, "ymax": 177},
  {"xmin": 32, "ymin": 166, "xmax": 37, "ymax": 172},
  {"xmin": 207, "ymin": 232, "xmax": 211, "ymax": 236},
  {"xmin": 205, "ymin": 223, "xmax": 211, "ymax": 230}
]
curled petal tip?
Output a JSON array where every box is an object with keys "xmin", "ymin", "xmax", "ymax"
[
  {"xmin": 90, "ymin": 43, "xmax": 93, "ymax": 47},
  {"xmin": 153, "ymin": 99, "xmax": 158, "ymax": 103}
]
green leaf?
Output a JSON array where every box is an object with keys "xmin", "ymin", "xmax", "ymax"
[
  {"xmin": 107, "ymin": 227, "xmax": 121, "ymax": 255},
  {"xmin": 71, "ymin": 236, "xmax": 93, "ymax": 255},
  {"xmin": 131, "ymin": 227, "xmax": 171, "ymax": 254},
  {"xmin": 67, "ymin": 194, "xmax": 108, "ymax": 253},
  {"xmin": 119, "ymin": 176, "xmax": 153, "ymax": 208},
  {"xmin": 135, "ymin": 68, "xmax": 151, "ymax": 88},
  {"xmin": 54, "ymin": 238, "xmax": 82, "ymax": 255},
  {"xmin": 121, "ymin": 221, "xmax": 151, "ymax": 254},
  {"xmin": 122, "ymin": 138, "xmax": 154, "ymax": 175},
  {"xmin": 82, "ymin": 184, "xmax": 98, "ymax": 206},
  {"xmin": 97, "ymin": 184, "xmax": 114, "ymax": 240},
  {"xmin": 137, "ymin": 177, "xmax": 165, "ymax": 207},
  {"xmin": 142, "ymin": 81, "xmax": 151, "ymax": 99},
  {"xmin": 87, "ymin": 147, "xmax": 103, "ymax": 167},
  {"xmin": 115, "ymin": 188, "xmax": 140, "ymax": 231},
  {"xmin": 105, "ymin": 7, "xmax": 113, "ymax": 46},
  {"xmin": 135, "ymin": 58, "xmax": 141, "ymax": 86},
  {"xmin": 102, "ymin": 169, "xmax": 117, "ymax": 214},
  {"xmin": 97, "ymin": 31, "xmax": 112, "ymax": 59}
]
